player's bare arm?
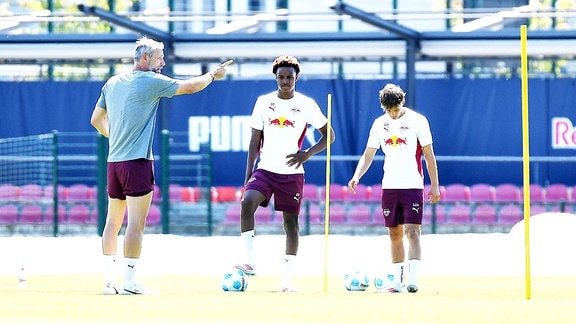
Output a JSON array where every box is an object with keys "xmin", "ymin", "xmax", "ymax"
[
  {"xmin": 285, "ymin": 124, "xmax": 335, "ymax": 169},
  {"xmin": 174, "ymin": 59, "xmax": 233, "ymax": 95},
  {"xmin": 244, "ymin": 128, "xmax": 263, "ymax": 184},
  {"xmin": 90, "ymin": 106, "xmax": 109, "ymax": 138},
  {"xmin": 347, "ymin": 147, "xmax": 377, "ymax": 193},
  {"xmin": 422, "ymin": 144, "xmax": 441, "ymax": 204}
]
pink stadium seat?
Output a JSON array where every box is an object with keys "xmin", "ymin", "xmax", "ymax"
[
  {"xmin": 65, "ymin": 184, "xmax": 92, "ymax": 203},
  {"xmin": 321, "ymin": 184, "xmax": 347, "ymax": 202},
  {"xmin": 469, "ymin": 184, "xmax": 495, "ymax": 202},
  {"xmin": 0, "ymin": 184, "xmax": 19, "ymax": 201},
  {"xmin": 152, "ymin": 185, "xmax": 162, "ymax": 203},
  {"xmin": 472, "ymin": 204, "xmax": 497, "ymax": 224},
  {"xmin": 222, "ymin": 204, "xmax": 241, "ymax": 224},
  {"xmin": 545, "ymin": 184, "xmax": 570, "ymax": 202},
  {"xmin": 520, "ymin": 184, "xmax": 545, "ymax": 203},
  {"xmin": 168, "ymin": 184, "xmax": 183, "ymax": 203},
  {"xmin": 327, "ymin": 204, "xmax": 347, "ymax": 224},
  {"xmin": 44, "ymin": 205, "xmax": 67, "ymax": 223},
  {"xmin": 494, "ymin": 184, "xmax": 521, "ymax": 203},
  {"xmin": 446, "ymin": 204, "xmax": 472, "ymax": 224},
  {"xmin": 20, "ymin": 204, "xmax": 44, "ymax": 223},
  {"xmin": 146, "ymin": 204, "xmax": 161, "ymax": 225},
  {"xmin": 370, "ymin": 184, "xmax": 382, "ymax": 202},
  {"xmin": 424, "ymin": 184, "xmax": 446, "ymax": 201},
  {"xmin": 347, "ymin": 204, "xmax": 373, "ymax": 224},
  {"xmin": 19, "ymin": 184, "xmax": 44, "ymax": 202},
  {"xmin": 443, "ymin": 184, "xmax": 471, "ymax": 203},
  {"xmin": 254, "ymin": 207, "xmax": 273, "ymax": 223},
  {"xmin": 301, "ymin": 203, "xmax": 322, "ymax": 224},
  {"xmin": 498, "ymin": 204, "xmax": 523, "ymax": 225},
  {"xmin": 530, "ymin": 204, "xmax": 547, "ymax": 216},
  {"xmin": 423, "ymin": 204, "xmax": 447, "ymax": 225},
  {"xmin": 0, "ymin": 204, "xmax": 19, "ymax": 223},
  {"xmin": 346, "ymin": 184, "xmax": 370, "ymax": 202},
  {"xmin": 66, "ymin": 204, "xmax": 92, "ymax": 224},
  {"xmin": 302, "ymin": 184, "xmax": 320, "ymax": 202},
  {"xmin": 43, "ymin": 185, "xmax": 67, "ymax": 201}
]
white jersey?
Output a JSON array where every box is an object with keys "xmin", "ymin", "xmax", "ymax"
[
  {"xmin": 250, "ymin": 91, "xmax": 328, "ymax": 174},
  {"xmin": 367, "ymin": 108, "xmax": 433, "ymax": 189}
]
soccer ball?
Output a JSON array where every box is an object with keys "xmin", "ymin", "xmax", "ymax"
[
  {"xmin": 221, "ymin": 268, "xmax": 248, "ymax": 292},
  {"xmin": 373, "ymin": 273, "xmax": 394, "ymax": 291},
  {"xmin": 343, "ymin": 271, "xmax": 370, "ymax": 291}
]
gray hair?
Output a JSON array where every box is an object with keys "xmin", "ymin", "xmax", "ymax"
[{"xmin": 134, "ymin": 37, "xmax": 164, "ymax": 61}]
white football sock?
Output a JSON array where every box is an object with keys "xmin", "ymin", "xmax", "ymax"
[
  {"xmin": 241, "ymin": 230, "xmax": 255, "ymax": 264},
  {"xmin": 282, "ymin": 254, "xmax": 296, "ymax": 287},
  {"xmin": 123, "ymin": 257, "xmax": 138, "ymax": 288},
  {"xmin": 408, "ymin": 259, "xmax": 420, "ymax": 286},
  {"xmin": 104, "ymin": 254, "xmax": 117, "ymax": 284},
  {"xmin": 392, "ymin": 262, "xmax": 405, "ymax": 285}
]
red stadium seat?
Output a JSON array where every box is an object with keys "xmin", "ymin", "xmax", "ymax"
[
  {"xmin": 446, "ymin": 204, "xmax": 472, "ymax": 224},
  {"xmin": 212, "ymin": 186, "xmax": 239, "ymax": 202},
  {"xmin": 494, "ymin": 184, "xmax": 521, "ymax": 203},
  {"xmin": 469, "ymin": 184, "xmax": 495, "ymax": 203},
  {"xmin": 443, "ymin": 184, "xmax": 471, "ymax": 203},
  {"xmin": 472, "ymin": 204, "xmax": 497, "ymax": 224}
]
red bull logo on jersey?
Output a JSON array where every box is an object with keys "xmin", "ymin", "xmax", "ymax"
[
  {"xmin": 269, "ymin": 117, "xmax": 296, "ymax": 128},
  {"xmin": 384, "ymin": 135, "xmax": 407, "ymax": 146}
]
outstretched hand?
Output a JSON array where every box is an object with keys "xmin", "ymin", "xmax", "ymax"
[{"xmin": 211, "ymin": 59, "xmax": 234, "ymax": 80}]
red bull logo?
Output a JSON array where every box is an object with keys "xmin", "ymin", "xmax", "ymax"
[
  {"xmin": 269, "ymin": 117, "xmax": 296, "ymax": 128},
  {"xmin": 384, "ymin": 135, "xmax": 407, "ymax": 146}
]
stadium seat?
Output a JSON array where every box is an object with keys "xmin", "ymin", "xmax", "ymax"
[
  {"xmin": 469, "ymin": 184, "xmax": 495, "ymax": 203},
  {"xmin": 521, "ymin": 184, "xmax": 545, "ymax": 203},
  {"xmin": 530, "ymin": 204, "xmax": 547, "ymax": 216},
  {"xmin": 169, "ymin": 184, "xmax": 183, "ymax": 203},
  {"xmin": 301, "ymin": 203, "xmax": 322, "ymax": 225},
  {"xmin": 212, "ymin": 186, "xmax": 239, "ymax": 202},
  {"xmin": 43, "ymin": 184, "xmax": 67, "ymax": 202},
  {"xmin": 181, "ymin": 187, "xmax": 199, "ymax": 203},
  {"xmin": 423, "ymin": 204, "xmax": 447, "ymax": 225},
  {"xmin": 369, "ymin": 184, "xmax": 382, "ymax": 202},
  {"xmin": 472, "ymin": 204, "xmax": 497, "ymax": 224},
  {"xmin": 446, "ymin": 204, "xmax": 472, "ymax": 224},
  {"xmin": 424, "ymin": 184, "xmax": 446, "ymax": 201},
  {"xmin": 545, "ymin": 183, "xmax": 570, "ymax": 202},
  {"xmin": 347, "ymin": 204, "xmax": 373, "ymax": 224},
  {"xmin": 302, "ymin": 184, "xmax": 320, "ymax": 202},
  {"xmin": 321, "ymin": 184, "xmax": 347, "ymax": 202},
  {"xmin": 152, "ymin": 185, "xmax": 162, "ymax": 204},
  {"xmin": 494, "ymin": 184, "xmax": 521, "ymax": 203},
  {"xmin": 222, "ymin": 204, "xmax": 241, "ymax": 224},
  {"xmin": 254, "ymin": 206, "xmax": 273, "ymax": 223},
  {"xmin": 498, "ymin": 204, "xmax": 523, "ymax": 225},
  {"xmin": 19, "ymin": 184, "xmax": 44, "ymax": 202},
  {"xmin": 346, "ymin": 184, "xmax": 370, "ymax": 202},
  {"xmin": 0, "ymin": 204, "xmax": 19, "ymax": 223},
  {"xmin": 20, "ymin": 204, "xmax": 44, "ymax": 223},
  {"xmin": 65, "ymin": 184, "xmax": 92, "ymax": 203},
  {"xmin": 327, "ymin": 204, "xmax": 347, "ymax": 224},
  {"xmin": 443, "ymin": 184, "xmax": 470, "ymax": 203},
  {"xmin": 66, "ymin": 204, "xmax": 92, "ymax": 224},
  {"xmin": 0, "ymin": 184, "xmax": 19, "ymax": 202},
  {"xmin": 146, "ymin": 204, "xmax": 161, "ymax": 225},
  {"xmin": 44, "ymin": 205, "xmax": 67, "ymax": 223}
]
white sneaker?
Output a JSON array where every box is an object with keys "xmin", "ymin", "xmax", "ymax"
[
  {"xmin": 103, "ymin": 283, "xmax": 119, "ymax": 295},
  {"xmin": 122, "ymin": 283, "xmax": 159, "ymax": 295},
  {"xmin": 234, "ymin": 263, "xmax": 257, "ymax": 276}
]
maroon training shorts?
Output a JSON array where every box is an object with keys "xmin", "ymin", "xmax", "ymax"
[
  {"xmin": 107, "ymin": 158, "xmax": 155, "ymax": 200},
  {"xmin": 378, "ymin": 188, "xmax": 424, "ymax": 227},
  {"xmin": 244, "ymin": 169, "xmax": 304, "ymax": 214}
]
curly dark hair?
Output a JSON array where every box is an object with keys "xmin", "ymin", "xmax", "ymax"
[
  {"xmin": 379, "ymin": 83, "xmax": 405, "ymax": 109},
  {"xmin": 272, "ymin": 55, "xmax": 301, "ymax": 75}
]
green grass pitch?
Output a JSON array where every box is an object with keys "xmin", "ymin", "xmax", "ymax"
[{"xmin": 1, "ymin": 275, "xmax": 576, "ymax": 323}]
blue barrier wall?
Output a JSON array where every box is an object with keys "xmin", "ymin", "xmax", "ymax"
[{"xmin": 1, "ymin": 78, "xmax": 575, "ymax": 187}]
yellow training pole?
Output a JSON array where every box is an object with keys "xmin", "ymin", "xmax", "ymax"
[
  {"xmin": 520, "ymin": 24, "xmax": 532, "ymax": 300},
  {"xmin": 323, "ymin": 93, "xmax": 332, "ymax": 292}
]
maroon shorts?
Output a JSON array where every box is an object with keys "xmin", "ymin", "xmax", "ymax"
[
  {"xmin": 107, "ymin": 159, "xmax": 155, "ymax": 200},
  {"xmin": 378, "ymin": 188, "xmax": 424, "ymax": 227},
  {"xmin": 244, "ymin": 169, "xmax": 304, "ymax": 214}
]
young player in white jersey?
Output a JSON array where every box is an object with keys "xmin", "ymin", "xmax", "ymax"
[
  {"xmin": 235, "ymin": 55, "xmax": 335, "ymax": 292},
  {"xmin": 347, "ymin": 83, "xmax": 441, "ymax": 293}
]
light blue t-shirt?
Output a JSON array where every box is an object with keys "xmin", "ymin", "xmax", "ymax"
[{"xmin": 96, "ymin": 71, "xmax": 179, "ymax": 162}]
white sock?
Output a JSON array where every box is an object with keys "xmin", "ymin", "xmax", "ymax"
[
  {"xmin": 392, "ymin": 262, "xmax": 405, "ymax": 285},
  {"xmin": 241, "ymin": 230, "xmax": 255, "ymax": 264},
  {"xmin": 408, "ymin": 259, "xmax": 420, "ymax": 286},
  {"xmin": 282, "ymin": 255, "xmax": 296, "ymax": 287},
  {"xmin": 104, "ymin": 254, "xmax": 117, "ymax": 284},
  {"xmin": 123, "ymin": 257, "xmax": 139, "ymax": 288}
]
